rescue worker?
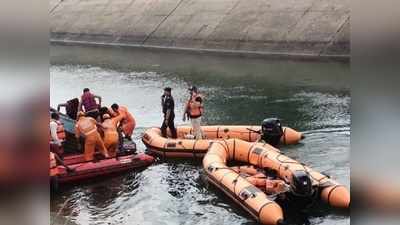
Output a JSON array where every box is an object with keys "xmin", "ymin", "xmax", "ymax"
[
  {"xmin": 110, "ymin": 103, "xmax": 136, "ymax": 141},
  {"xmin": 50, "ymin": 112, "xmax": 66, "ymax": 157},
  {"xmin": 161, "ymin": 87, "xmax": 177, "ymax": 138},
  {"xmin": 102, "ymin": 113, "xmax": 124, "ymax": 157},
  {"xmin": 78, "ymin": 88, "xmax": 102, "ymax": 120},
  {"xmin": 75, "ymin": 111, "xmax": 109, "ymax": 161},
  {"xmin": 183, "ymin": 86, "xmax": 204, "ymax": 139}
]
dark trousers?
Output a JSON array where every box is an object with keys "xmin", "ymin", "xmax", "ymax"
[
  {"xmin": 161, "ymin": 115, "xmax": 177, "ymax": 138},
  {"xmin": 50, "ymin": 143, "xmax": 64, "ymax": 159},
  {"xmin": 86, "ymin": 109, "xmax": 99, "ymax": 120}
]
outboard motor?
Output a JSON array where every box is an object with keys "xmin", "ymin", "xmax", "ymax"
[
  {"xmin": 261, "ymin": 118, "xmax": 283, "ymax": 147},
  {"xmin": 66, "ymin": 98, "xmax": 79, "ymax": 120},
  {"xmin": 290, "ymin": 170, "xmax": 313, "ymax": 197},
  {"xmin": 286, "ymin": 170, "xmax": 316, "ymax": 207}
]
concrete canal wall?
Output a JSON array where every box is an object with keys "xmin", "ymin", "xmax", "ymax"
[{"xmin": 50, "ymin": 0, "xmax": 350, "ymax": 58}]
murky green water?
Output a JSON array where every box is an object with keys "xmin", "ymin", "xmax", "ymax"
[{"xmin": 50, "ymin": 45, "xmax": 350, "ymax": 225}]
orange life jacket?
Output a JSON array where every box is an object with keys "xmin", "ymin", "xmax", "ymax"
[
  {"xmin": 111, "ymin": 106, "xmax": 135, "ymax": 124},
  {"xmin": 50, "ymin": 120, "xmax": 66, "ymax": 141},
  {"xmin": 188, "ymin": 94, "xmax": 204, "ymax": 118},
  {"xmin": 102, "ymin": 115, "xmax": 122, "ymax": 132},
  {"xmin": 76, "ymin": 117, "xmax": 98, "ymax": 136}
]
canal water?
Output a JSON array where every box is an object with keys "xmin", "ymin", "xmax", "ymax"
[{"xmin": 50, "ymin": 45, "xmax": 350, "ymax": 225}]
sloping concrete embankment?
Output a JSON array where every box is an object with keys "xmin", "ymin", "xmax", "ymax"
[{"xmin": 50, "ymin": 0, "xmax": 350, "ymax": 59}]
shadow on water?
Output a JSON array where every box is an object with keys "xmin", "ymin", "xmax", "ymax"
[{"xmin": 50, "ymin": 44, "xmax": 349, "ymax": 225}]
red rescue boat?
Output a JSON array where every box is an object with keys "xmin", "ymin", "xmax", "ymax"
[{"xmin": 50, "ymin": 152, "xmax": 154, "ymax": 186}]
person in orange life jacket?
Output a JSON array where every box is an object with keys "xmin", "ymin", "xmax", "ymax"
[
  {"xmin": 110, "ymin": 103, "xmax": 136, "ymax": 141},
  {"xmin": 183, "ymin": 86, "xmax": 204, "ymax": 139},
  {"xmin": 50, "ymin": 112, "xmax": 66, "ymax": 157},
  {"xmin": 102, "ymin": 113, "xmax": 124, "ymax": 157},
  {"xmin": 77, "ymin": 88, "xmax": 102, "ymax": 120},
  {"xmin": 161, "ymin": 87, "xmax": 177, "ymax": 138},
  {"xmin": 75, "ymin": 111, "xmax": 109, "ymax": 161},
  {"xmin": 101, "ymin": 106, "xmax": 123, "ymax": 150}
]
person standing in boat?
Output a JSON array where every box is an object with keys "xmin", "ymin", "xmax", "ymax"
[
  {"xmin": 101, "ymin": 113, "xmax": 124, "ymax": 157},
  {"xmin": 161, "ymin": 87, "xmax": 177, "ymax": 138},
  {"xmin": 183, "ymin": 86, "xmax": 204, "ymax": 139},
  {"xmin": 75, "ymin": 111, "xmax": 109, "ymax": 161},
  {"xmin": 50, "ymin": 112, "xmax": 66, "ymax": 157},
  {"xmin": 78, "ymin": 88, "xmax": 102, "ymax": 120},
  {"xmin": 109, "ymin": 103, "xmax": 136, "ymax": 141}
]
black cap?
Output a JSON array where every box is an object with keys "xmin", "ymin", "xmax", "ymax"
[
  {"xmin": 164, "ymin": 87, "xmax": 172, "ymax": 92},
  {"xmin": 188, "ymin": 86, "xmax": 197, "ymax": 91},
  {"xmin": 51, "ymin": 112, "xmax": 59, "ymax": 120}
]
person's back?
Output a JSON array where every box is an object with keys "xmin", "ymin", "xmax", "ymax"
[
  {"xmin": 81, "ymin": 91, "xmax": 98, "ymax": 112},
  {"xmin": 102, "ymin": 114, "xmax": 124, "ymax": 132},
  {"xmin": 79, "ymin": 88, "xmax": 102, "ymax": 120},
  {"xmin": 110, "ymin": 104, "xmax": 136, "ymax": 140},
  {"xmin": 75, "ymin": 112, "xmax": 109, "ymax": 161},
  {"xmin": 76, "ymin": 116, "xmax": 97, "ymax": 136},
  {"xmin": 102, "ymin": 114, "xmax": 124, "ymax": 157},
  {"xmin": 119, "ymin": 106, "xmax": 135, "ymax": 123}
]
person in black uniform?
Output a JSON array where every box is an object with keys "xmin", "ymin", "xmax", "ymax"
[{"xmin": 161, "ymin": 87, "xmax": 177, "ymax": 138}]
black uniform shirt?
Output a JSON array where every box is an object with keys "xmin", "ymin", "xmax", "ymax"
[{"xmin": 162, "ymin": 95, "xmax": 175, "ymax": 116}]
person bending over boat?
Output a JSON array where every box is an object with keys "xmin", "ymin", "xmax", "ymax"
[
  {"xmin": 50, "ymin": 112, "xmax": 66, "ymax": 157},
  {"xmin": 183, "ymin": 86, "xmax": 204, "ymax": 139},
  {"xmin": 102, "ymin": 113, "xmax": 124, "ymax": 157},
  {"xmin": 161, "ymin": 87, "xmax": 177, "ymax": 138},
  {"xmin": 110, "ymin": 103, "xmax": 136, "ymax": 141},
  {"xmin": 75, "ymin": 111, "xmax": 109, "ymax": 161},
  {"xmin": 78, "ymin": 88, "xmax": 102, "ymax": 120}
]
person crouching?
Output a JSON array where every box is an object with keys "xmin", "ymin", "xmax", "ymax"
[
  {"xmin": 75, "ymin": 111, "xmax": 109, "ymax": 161},
  {"xmin": 101, "ymin": 113, "xmax": 124, "ymax": 157}
]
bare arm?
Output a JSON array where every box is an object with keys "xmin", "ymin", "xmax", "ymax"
[{"xmin": 114, "ymin": 113, "xmax": 125, "ymax": 125}]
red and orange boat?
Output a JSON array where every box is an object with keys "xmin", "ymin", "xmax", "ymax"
[
  {"xmin": 50, "ymin": 151, "xmax": 154, "ymax": 187},
  {"xmin": 50, "ymin": 105, "xmax": 155, "ymax": 187}
]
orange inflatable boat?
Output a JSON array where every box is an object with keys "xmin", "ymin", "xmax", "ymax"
[
  {"xmin": 203, "ymin": 139, "xmax": 350, "ymax": 225},
  {"xmin": 142, "ymin": 124, "xmax": 303, "ymax": 158}
]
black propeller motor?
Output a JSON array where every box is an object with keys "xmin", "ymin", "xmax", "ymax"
[
  {"xmin": 285, "ymin": 170, "xmax": 316, "ymax": 207},
  {"xmin": 290, "ymin": 170, "xmax": 313, "ymax": 197},
  {"xmin": 261, "ymin": 118, "xmax": 284, "ymax": 147}
]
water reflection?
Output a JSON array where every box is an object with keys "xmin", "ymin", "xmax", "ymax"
[{"xmin": 50, "ymin": 45, "xmax": 349, "ymax": 225}]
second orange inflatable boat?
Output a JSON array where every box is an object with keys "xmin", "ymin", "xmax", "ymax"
[
  {"xmin": 142, "ymin": 125, "xmax": 303, "ymax": 158},
  {"xmin": 203, "ymin": 139, "xmax": 350, "ymax": 225}
]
